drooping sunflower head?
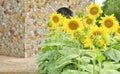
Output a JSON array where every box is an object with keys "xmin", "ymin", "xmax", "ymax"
[
  {"xmin": 87, "ymin": 4, "xmax": 102, "ymax": 18},
  {"xmin": 98, "ymin": 38, "xmax": 105, "ymax": 47},
  {"xmin": 50, "ymin": 13, "xmax": 63, "ymax": 27},
  {"xmin": 82, "ymin": 36, "xmax": 93, "ymax": 48},
  {"xmin": 93, "ymin": 36, "xmax": 107, "ymax": 49},
  {"xmin": 115, "ymin": 26, "xmax": 120, "ymax": 36},
  {"xmin": 64, "ymin": 17, "xmax": 83, "ymax": 34},
  {"xmin": 87, "ymin": 26, "xmax": 109, "ymax": 49},
  {"xmin": 100, "ymin": 14, "xmax": 119, "ymax": 33}
]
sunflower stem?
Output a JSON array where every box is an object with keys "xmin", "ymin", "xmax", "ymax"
[
  {"xmin": 93, "ymin": 57, "xmax": 96, "ymax": 74},
  {"xmin": 56, "ymin": 29, "xmax": 61, "ymax": 50},
  {"xmin": 77, "ymin": 39, "xmax": 81, "ymax": 71},
  {"xmin": 110, "ymin": 32, "xmax": 113, "ymax": 50},
  {"xmin": 75, "ymin": 36, "xmax": 82, "ymax": 71},
  {"xmin": 81, "ymin": 44, "xmax": 85, "ymax": 72},
  {"xmin": 99, "ymin": 61, "xmax": 102, "ymax": 74}
]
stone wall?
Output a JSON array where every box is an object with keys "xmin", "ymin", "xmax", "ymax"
[
  {"xmin": 0, "ymin": 0, "xmax": 25, "ymax": 57},
  {"xmin": 0, "ymin": 0, "xmax": 94, "ymax": 57}
]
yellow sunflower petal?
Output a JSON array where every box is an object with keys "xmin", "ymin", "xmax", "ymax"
[
  {"xmin": 83, "ymin": 37, "xmax": 93, "ymax": 48},
  {"xmin": 88, "ymin": 26, "xmax": 108, "ymax": 38},
  {"xmin": 115, "ymin": 26, "xmax": 120, "ymax": 36},
  {"xmin": 84, "ymin": 17, "xmax": 96, "ymax": 28},
  {"xmin": 87, "ymin": 4, "xmax": 102, "ymax": 18},
  {"xmin": 63, "ymin": 17, "xmax": 84, "ymax": 34},
  {"xmin": 50, "ymin": 13, "xmax": 63, "ymax": 27},
  {"xmin": 98, "ymin": 38, "xmax": 107, "ymax": 49},
  {"xmin": 100, "ymin": 14, "xmax": 119, "ymax": 33},
  {"xmin": 87, "ymin": 26, "xmax": 109, "ymax": 49}
]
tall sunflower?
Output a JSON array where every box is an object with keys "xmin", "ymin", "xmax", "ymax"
[
  {"xmin": 81, "ymin": 36, "xmax": 93, "ymax": 48},
  {"xmin": 87, "ymin": 4, "xmax": 102, "ymax": 18},
  {"xmin": 115, "ymin": 26, "xmax": 120, "ymax": 36},
  {"xmin": 87, "ymin": 26, "xmax": 109, "ymax": 49},
  {"xmin": 88, "ymin": 26, "xmax": 107, "ymax": 38},
  {"xmin": 100, "ymin": 14, "xmax": 119, "ymax": 33},
  {"xmin": 84, "ymin": 17, "xmax": 95, "ymax": 28},
  {"xmin": 63, "ymin": 17, "xmax": 83, "ymax": 34},
  {"xmin": 98, "ymin": 38, "xmax": 106, "ymax": 49},
  {"xmin": 93, "ymin": 37, "xmax": 107, "ymax": 49},
  {"xmin": 50, "ymin": 13, "xmax": 63, "ymax": 28}
]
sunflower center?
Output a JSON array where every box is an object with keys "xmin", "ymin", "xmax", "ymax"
[
  {"xmin": 53, "ymin": 16, "xmax": 59, "ymax": 23},
  {"xmin": 68, "ymin": 20, "xmax": 79, "ymax": 30},
  {"xmin": 86, "ymin": 18, "xmax": 92, "ymax": 24},
  {"xmin": 90, "ymin": 7, "xmax": 98, "ymax": 15},
  {"xmin": 104, "ymin": 19, "xmax": 113, "ymax": 28}
]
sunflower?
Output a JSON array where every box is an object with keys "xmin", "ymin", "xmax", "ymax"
[
  {"xmin": 100, "ymin": 14, "xmax": 119, "ymax": 33},
  {"xmin": 63, "ymin": 17, "xmax": 83, "ymax": 34},
  {"xmin": 93, "ymin": 37, "xmax": 107, "ymax": 49},
  {"xmin": 98, "ymin": 38, "xmax": 106, "ymax": 49},
  {"xmin": 50, "ymin": 13, "xmax": 63, "ymax": 28},
  {"xmin": 84, "ymin": 17, "xmax": 95, "ymax": 28},
  {"xmin": 87, "ymin": 4, "xmax": 102, "ymax": 18},
  {"xmin": 88, "ymin": 26, "xmax": 107, "ymax": 38},
  {"xmin": 87, "ymin": 26, "xmax": 109, "ymax": 49},
  {"xmin": 115, "ymin": 26, "xmax": 120, "ymax": 36},
  {"xmin": 84, "ymin": 37, "xmax": 93, "ymax": 48},
  {"xmin": 80, "ymin": 36, "xmax": 93, "ymax": 48}
]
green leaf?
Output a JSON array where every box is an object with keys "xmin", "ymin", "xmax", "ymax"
[
  {"xmin": 61, "ymin": 70, "xmax": 80, "ymax": 74},
  {"xmin": 84, "ymin": 50, "xmax": 95, "ymax": 58},
  {"xmin": 47, "ymin": 61, "xmax": 60, "ymax": 74},
  {"xmin": 104, "ymin": 49, "xmax": 120, "ymax": 62},
  {"xmin": 56, "ymin": 54, "xmax": 78, "ymax": 68},
  {"xmin": 58, "ymin": 47, "xmax": 78, "ymax": 56},
  {"xmin": 76, "ymin": 56, "xmax": 91, "ymax": 63},
  {"xmin": 102, "ymin": 69, "xmax": 120, "ymax": 74},
  {"xmin": 112, "ymin": 44, "xmax": 120, "ymax": 50},
  {"xmin": 42, "ymin": 41, "xmax": 66, "ymax": 47},
  {"xmin": 84, "ymin": 64, "xmax": 99, "ymax": 73},
  {"xmin": 103, "ymin": 61, "xmax": 120, "ymax": 70},
  {"xmin": 96, "ymin": 54, "xmax": 105, "ymax": 62},
  {"xmin": 37, "ymin": 50, "xmax": 55, "ymax": 63},
  {"xmin": 41, "ymin": 46, "xmax": 58, "ymax": 52}
]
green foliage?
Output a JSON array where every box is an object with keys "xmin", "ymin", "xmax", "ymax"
[
  {"xmin": 36, "ymin": 3, "xmax": 120, "ymax": 73},
  {"xmin": 37, "ymin": 31, "xmax": 120, "ymax": 74},
  {"xmin": 104, "ymin": 49, "xmax": 120, "ymax": 62},
  {"xmin": 111, "ymin": 37, "xmax": 120, "ymax": 50},
  {"xmin": 102, "ymin": 0, "xmax": 120, "ymax": 23}
]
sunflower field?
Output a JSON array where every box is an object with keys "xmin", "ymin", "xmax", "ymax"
[{"xmin": 37, "ymin": 4, "xmax": 120, "ymax": 74}]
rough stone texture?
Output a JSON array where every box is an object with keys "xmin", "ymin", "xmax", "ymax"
[
  {"xmin": 0, "ymin": 0, "xmax": 25, "ymax": 57},
  {"xmin": 0, "ymin": 0, "xmax": 94, "ymax": 57}
]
